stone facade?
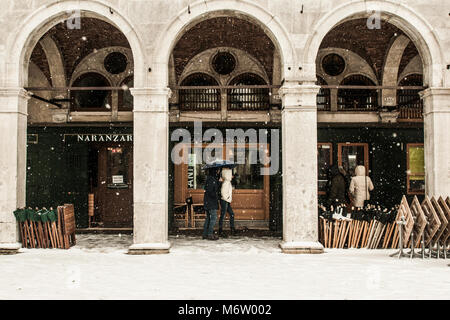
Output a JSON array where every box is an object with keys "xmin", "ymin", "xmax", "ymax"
[{"xmin": 0, "ymin": 0, "xmax": 449, "ymax": 254}]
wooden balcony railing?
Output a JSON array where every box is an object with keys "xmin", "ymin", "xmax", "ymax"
[
  {"xmin": 397, "ymin": 90, "xmax": 423, "ymax": 121},
  {"xmin": 227, "ymin": 87, "xmax": 270, "ymax": 111},
  {"xmin": 175, "ymin": 85, "xmax": 275, "ymax": 112},
  {"xmin": 178, "ymin": 88, "xmax": 221, "ymax": 111}
]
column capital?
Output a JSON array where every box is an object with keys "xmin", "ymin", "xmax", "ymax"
[
  {"xmin": 0, "ymin": 87, "xmax": 30, "ymax": 114},
  {"xmin": 279, "ymin": 83, "xmax": 320, "ymax": 112},
  {"xmin": 130, "ymin": 87, "xmax": 172, "ymax": 98},
  {"xmin": 419, "ymin": 87, "xmax": 450, "ymax": 115},
  {"xmin": 131, "ymin": 87, "xmax": 171, "ymax": 113},
  {"xmin": 0, "ymin": 87, "xmax": 29, "ymax": 98},
  {"xmin": 419, "ymin": 87, "xmax": 450, "ymax": 99}
]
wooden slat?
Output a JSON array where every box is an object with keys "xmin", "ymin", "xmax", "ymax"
[
  {"xmin": 438, "ymin": 197, "xmax": 450, "ymax": 245},
  {"xmin": 410, "ymin": 196, "xmax": 427, "ymax": 248},
  {"xmin": 421, "ymin": 196, "xmax": 441, "ymax": 246},
  {"xmin": 430, "ymin": 197, "xmax": 448, "ymax": 245}
]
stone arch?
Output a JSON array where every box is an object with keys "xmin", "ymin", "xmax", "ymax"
[
  {"xmin": 151, "ymin": 0, "xmax": 297, "ymax": 87},
  {"xmin": 302, "ymin": 0, "xmax": 444, "ymax": 87},
  {"xmin": 5, "ymin": 0, "xmax": 146, "ymax": 89}
]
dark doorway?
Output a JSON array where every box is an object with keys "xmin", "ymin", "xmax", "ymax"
[{"xmin": 88, "ymin": 143, "xmax": 133, "ymax": 228}]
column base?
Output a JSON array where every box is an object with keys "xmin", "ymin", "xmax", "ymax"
[
  {"xmin": 128, "ymin": 242, "xmax": 171, "ymax": 255},
  {"xmin": 0, "ymin": 243, "xmax": 21, "ymax": 255},
  {"xmin": 279, "ymin": 241, "xmax": 324, "ymax": 254}
]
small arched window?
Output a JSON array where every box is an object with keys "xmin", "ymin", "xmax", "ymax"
[
  {"xmin": 316, "ymin": 76, "xmax": 330, "ymax": 111},
  {"xmin": 228, "ymin": 73, "xmax": 269, "ymax": 111},
  {"xmin": 179, "ymin": 73, "xmax": 220, "ymax": 111},
  {"xmin": 397, "ymin": 74, "xmax": 423, "ymax": 120},
  {"xmin": 337, "ymin": 75, "xmax": 378, "ymax": 110},
  {"xmin": 71, "ymin": 73, "xmax": 111, "ymax": 110}
]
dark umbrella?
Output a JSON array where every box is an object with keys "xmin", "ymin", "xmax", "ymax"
[{"xmin": 201, "ymin": 160, "xmax": 237, "ymax": 170}]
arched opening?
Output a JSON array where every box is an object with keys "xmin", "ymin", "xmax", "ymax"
[
  {"xmin": 169, "ymin": 14, "xmax": 281, "ymax": 233},
  {"xmin": 315, "ymin": 14, "xmax": 431, "ymax": 212},
  {"xmin": 25, "ymin": 14, "xmax": 136, "ymax": 230}
]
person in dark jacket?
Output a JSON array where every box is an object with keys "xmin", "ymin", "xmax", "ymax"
[
  {"xmin": 327, "ymin": 164, "xmax": 347, "ymax": 206},
  {"xmin": 202, "ymin": 167, "xmax": 220, "ymax": 240}
]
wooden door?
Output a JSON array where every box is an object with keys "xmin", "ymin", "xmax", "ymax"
[{"xmin": 95, "ymin": 143, "xmax": 133, "ymax": 227}]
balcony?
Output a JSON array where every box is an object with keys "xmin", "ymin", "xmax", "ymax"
[{"xmin": 176, "ymin": 85, "xmax": 273, "ymax": 112}]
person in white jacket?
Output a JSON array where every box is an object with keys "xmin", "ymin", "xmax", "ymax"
[
  {"xmin": 349, "ymin": 165, "xmax": 374, "ymax": 208},
  {"xmin": 218, "ymin": 167, "xmax": 236, "ymax": 236}
]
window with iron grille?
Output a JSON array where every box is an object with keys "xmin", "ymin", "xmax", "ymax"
[
  {"xmin": 397, "ymin": 74, "xmax": 423, "ymax": 121},
  {"xmin": 337, "ymin": 75, "xmax": 378, "ymax": 111},
  {"xmin": 179, "ymin": 73, "xmax": 220, "ymax": 111},
  {"xmin": 227, "ymin": 73, "xmax": 269, "ymax": 111}
]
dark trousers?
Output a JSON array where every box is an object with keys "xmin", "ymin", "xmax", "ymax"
[
  {"xmin": 219, "ymin": 199, "xmax": 235, "ymax": 231},
  {"xmin": 202, "ymin": 209, "xmax": 217, "ymax": 237}
]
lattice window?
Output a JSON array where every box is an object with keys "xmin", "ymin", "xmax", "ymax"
[
  {"xmin": 179, "ymin": 73, "xmax": 220, "ymax": 111},
  {"xmin": 227, "ymin": 73, "xmax": 269, "ymax": 111}
]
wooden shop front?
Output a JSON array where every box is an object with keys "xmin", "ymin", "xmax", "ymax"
[{"xmin": 173, "ymin": 143, "xmax": 270, "ymax": 229}]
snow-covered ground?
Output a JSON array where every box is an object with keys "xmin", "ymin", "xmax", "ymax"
[{"xmin": 1, "ymin": 234, "xmax": 449, "ymax": 300}]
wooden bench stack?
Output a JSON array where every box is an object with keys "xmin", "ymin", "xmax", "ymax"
[
  {"xmin": 13, "ymin": 204, "xmax": 76, "ymax": 249},
  {"xmin": 318, "ymin": 195, "xmax": 450, "ymax": 258}
]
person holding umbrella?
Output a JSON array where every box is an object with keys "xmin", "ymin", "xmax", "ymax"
[
  {"xmin": 218, "ymin": 167, "xmax": 236, "ymax": 237},
  {"xmin": 202, "ymin": 166, "xmax": 221, "ymax": 240}
]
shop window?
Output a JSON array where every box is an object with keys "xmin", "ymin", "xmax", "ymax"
[
  {"xmin": 407, "ymin": 143, "xmax": 425, "ymax": 194},
  {"xmin": 118, "ymin": 76, "xmax": 133, "ymax": 111},
  {"xmin": 185, "ymin": 144, "xmax": 264, "ymax": 190},
  {"xmin": 228, "ymin": 73, "xmax": 269, "ymax": 111},
  {"xmin": 337, "ymin": 75, "xmax": 378, "ymax": 111},
  {"xmin": 316, "ymin": 76, "xmax": 330, "ymax": 111},
  {"xmin": 338, "ymin": 143, "xmax": 369, "ymax": 177},
  {"xmin": 186, "ymin": 147, "xmax": 222, "ymax": 190},
  {"xmin": 318, "ymin": 143, "xmax": 332, "ymax": 195},
  {"xmin": 179, "ymin": 73, "xmax": 220, "ymax": 111},
  {"xmin": 71, "ymin": 73, "xmax": 111, "ymax": 111},
  {"xmin": 226, "ymin": 145, "xmax": 264, "ymax": 190}
]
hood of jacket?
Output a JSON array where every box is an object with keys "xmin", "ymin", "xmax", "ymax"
[
  {"xmin": 221, "ymin": 168, "xmax": 232, "ymax": 182},
  {"xmin": 354, "ymin": 165, "xmax": 366, "ymax": 176}
]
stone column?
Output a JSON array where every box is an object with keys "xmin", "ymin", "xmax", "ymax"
[
  {"xmin": 0, "ymin": 88, "xmax": 29, "ymax": 254},
  {"xmin": 279, "ymin": 83, "xmax": 324, "ymax": 254},
  {"xmin": 128, "ymin": 88, "xmax": 171, "ymax": 254},
  {"xmin": 420, "ymin": 88, "xmax": 450, "ymax": 197}
]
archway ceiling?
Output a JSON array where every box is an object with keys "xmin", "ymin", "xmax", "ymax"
[
  {"xmin": 319, "ymin": 18, "xmax": 419, "ymax": 83},
  {"xmin": 172, "ymin": 17, "xmax": 275, "ymax": 84},
  {"xmin": 30, "ymin": 18, "xmax": 130, "ymax": 86}
]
